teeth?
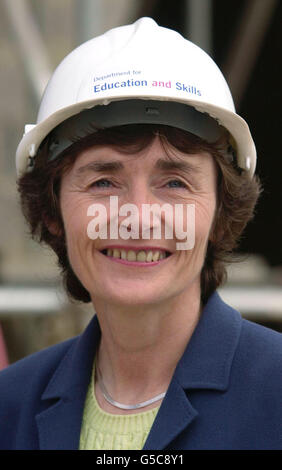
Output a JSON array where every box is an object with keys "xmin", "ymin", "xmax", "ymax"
[
  {"xmin": 105, "ymin": 249, "xmax": 168, "ymax": 262},
  {"xmin": 152, "ymin": 251, "xmax": 160, "ymax": 262},
  {"xmin": 136, "ymin": 251, "xmax": 146, "ymax": 262},
  {"xmin": 127, "ymin": 250, "xmax": 136, "ymax": 262}
]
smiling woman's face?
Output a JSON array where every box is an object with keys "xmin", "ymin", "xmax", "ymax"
[{"xmin": 59, "ymin": 136, "xmax": 217, "ymax": 307}]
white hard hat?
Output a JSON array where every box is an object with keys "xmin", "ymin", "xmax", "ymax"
[{"xmin": 16, "ymin": 17, "xmax": 256, "ymax": 178}]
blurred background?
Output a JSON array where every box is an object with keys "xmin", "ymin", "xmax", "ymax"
[{"xmin": 0, "ymin": 0, "xmax": 281, "ymax": 367}]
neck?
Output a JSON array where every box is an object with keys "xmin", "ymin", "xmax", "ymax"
[{"xmin": 91, "ymin": 282, "xmax": 202, "ymax": 407}]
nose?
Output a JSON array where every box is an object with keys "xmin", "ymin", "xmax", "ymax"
[{"xmin": 118, "ymin": 180, "xmax": 160, "ymax": 240}]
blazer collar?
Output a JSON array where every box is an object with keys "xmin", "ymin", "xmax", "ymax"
[
  {"xmin": 174, "ymin": 290, "xmax": 242, "ymax": 391},
  {"xmin": 41, "ymin": 315, "xmax": 101, "ymax": 401},
  {"xmin": 144, "ymin": 291, "xmax": 243, "ymax": 449},
  {"xmin": 36, "ymin": 315, "xmax": 101, "ymax": 449},
  {"xmin": 36, "ymin": 291, "xmax": 242, "ymax": 449}
]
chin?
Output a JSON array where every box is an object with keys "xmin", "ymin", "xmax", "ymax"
[{"xmin": 90, "ymin": 281, "xmax": 173, "ymax": 307}]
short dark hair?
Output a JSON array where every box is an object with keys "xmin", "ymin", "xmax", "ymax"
[{"xmin": 18, "ymin": 124, "xmax": 261, "ymax": 304}]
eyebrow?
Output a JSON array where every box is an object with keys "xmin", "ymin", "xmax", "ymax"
[
  {"xmin": 154, "ymin": 158, "xmax": 201, "ymax": 174},
  {"xmin": 75, "ymin": 160, "xmax": 124, "ymax": 177}
]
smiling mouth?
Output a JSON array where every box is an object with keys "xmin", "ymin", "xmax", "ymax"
[{"xmin": 100, "ymin": 248, "xmax": 172, "ymax": 263}]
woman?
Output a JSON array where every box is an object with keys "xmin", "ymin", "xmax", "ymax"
[{"xmin": 0, "ymin": 18, "xmax": 281, "ymax": 450}]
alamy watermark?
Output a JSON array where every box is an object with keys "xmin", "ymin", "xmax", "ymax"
[{"xmin": 87, "ymin": 196, "xmax": 195, "ymax": 250}]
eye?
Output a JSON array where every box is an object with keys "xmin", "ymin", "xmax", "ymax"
[
  {"xmin": 166, "ymin": 179, "xmax": 187, "ymax": 189},
  {"xmin": 90, "ymin": 178, "xmax": 113, "ymax": 188}
]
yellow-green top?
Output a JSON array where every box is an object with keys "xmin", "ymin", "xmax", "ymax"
[{"xmin": 79, "ymin": 364, "xmax": 160, "ymax": 450}]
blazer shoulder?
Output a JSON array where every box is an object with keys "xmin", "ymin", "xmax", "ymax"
[
  {"xmin": 0, "ymin": 336, "xmax": 77, "ymax": 403},
  {"xmin": 235, "ymin": 318, "xmax": 282, "ymax": 385},
  {"xmin": 240, "ymin": 317, "xmax": 282, "ymax": 355}
]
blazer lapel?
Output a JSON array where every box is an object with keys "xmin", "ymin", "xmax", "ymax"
[
  {"xmin": 36, "ymin": 315, "xmax": 101, "ymax": 450},
  {"xmin": 143, "ymin": 379, "xmax": 198, "ymax": 450},
  {"xmin": 36, "ymin": 395, "xmax": 87, "ymax": 450}
]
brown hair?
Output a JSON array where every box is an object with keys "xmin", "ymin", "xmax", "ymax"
[{"xmin": 18, "ymin": 124, "xmax": 261, "ymax": 304}]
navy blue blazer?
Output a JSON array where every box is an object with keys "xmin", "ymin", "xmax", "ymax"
[{"xmin": 0, "ymin": 291, "xmax": 281, "ymax": 450}]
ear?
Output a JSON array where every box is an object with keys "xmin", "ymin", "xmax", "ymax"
[
  {"xmin": 44, "ymin": 216, "xmax": 63, "ymax": 237},
  {"xmin": 209, "ymin": 223, "xmax": 224, "ymax": 244}
]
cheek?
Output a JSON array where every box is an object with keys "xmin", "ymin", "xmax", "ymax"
[
  {"xmin": 175, "ymin": 196, "xmax": 216, "ymax": 246},
  {"xmin": 63, "ymin": 201, "xmax": 84, "ymax": 232},
  {"xmin": 60, "ymin": 194, "xmax": 98, "ymax": 287},
  {"xmin": 179, "ymin": 199, "xmax": 217, "ymax": 281},
  {"xmin": 196, "ymin": 199, "xmax": 217, "ymax": 240},
  {"xmin": 60, "ymin": 193, "xmax": 93, "ymax": 251}
]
